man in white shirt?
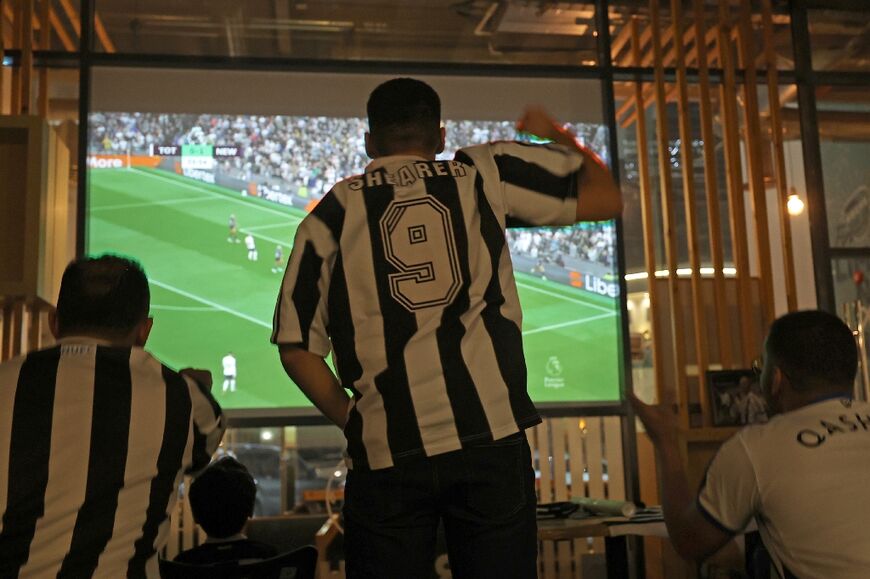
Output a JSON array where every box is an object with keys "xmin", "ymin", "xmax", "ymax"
[
  {"xmin": 222, "ymin": 352, "xmax": 237, "ymax": 393},
  {"xmin": 632, "ymin": 310, "xmax": 868, "ymax": 579},
  {"xmin": 245, "ymin": 233, "xmax": 258, "ymax": 261}
]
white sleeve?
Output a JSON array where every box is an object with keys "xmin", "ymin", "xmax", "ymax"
[
  {"xmin": 696, "ymin": 432, "xmax": 760, "ymax": 534},
  {"xmin": 270, "ymin": 215, "xmax": 336, "ymax": 357},
  {"xmin": 455, "ymin": 142, "xmax": 582, "ymax": 227}
]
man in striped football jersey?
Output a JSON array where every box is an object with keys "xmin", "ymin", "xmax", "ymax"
[
  {"xmin": 272, "ymin": 78, "xmax": 621, "ymax": 578},
  {"xmin": 0, "ymin": 255, "xmax": 225, "ymax": 578}
]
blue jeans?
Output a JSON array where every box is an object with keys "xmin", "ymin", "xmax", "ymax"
[{"xmin": 342, "ymin": 432, "xmax": 538, "ymax": 579}]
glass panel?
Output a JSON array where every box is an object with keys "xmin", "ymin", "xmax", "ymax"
[
  {"xmin": 816, "ymin": 86, "xmax": 870, "ymax": 249},
  {"xmin": 809, "ymin": 8, "xmax": 870, "ymax": 73},
  {"xmin": 95, "ymin": 0, "xmax": 599, "ymax": 64},
  {"xmin": 219, "ymin": 425, "xmax": 347, "ymax": 516},
  {"xmin": 832, "ymin": 256, "xmax": 870, "ymax": 314},
  {"xmin": 609, "ymin": 0, "xmax": 793, "ymax": 71},
  {"xmin": 287, "ymin": 425, "xmax": 345, "ymax": 514},
  {"xmin": 832, "ymin": 256, "xmax": 870, "ymax": 401},
  {"xmin": 219, "ymin": 427, "xmax": 287, "ymax": 516},
  {"xmin": 0, "ymin": 0, "xmax": 81, "ymax": 51}
]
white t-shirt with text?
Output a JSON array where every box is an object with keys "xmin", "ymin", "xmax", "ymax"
[{"xmin": 698, "ymin": 397, "xmax": 870, "ymax": 579}]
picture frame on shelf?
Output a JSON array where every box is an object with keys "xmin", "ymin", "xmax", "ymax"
[{"xmin": 706, "ymin": 370, "xmax": 769, "ymax": 427}]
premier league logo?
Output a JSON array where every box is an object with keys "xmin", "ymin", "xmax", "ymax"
[{"xmin": 544, "ymin": 356, "xmax": 565, "ymax": 389}]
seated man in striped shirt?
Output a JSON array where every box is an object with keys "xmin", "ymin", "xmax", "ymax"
[
  {"xmin": 0, "ymin": 255, "xmax": 225, "ymax": 578},
  {"xmin": 272, "ymin": 78, "xmax": 622, "ymax": 578}
]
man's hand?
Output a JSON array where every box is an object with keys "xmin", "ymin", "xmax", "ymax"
[
  {"xmin": 628, "ymin": 391, "xmax": 679, "ymax": 447},
  {"xmin": 516, "ymin": 106, "xmax": 564, "ymax": 142},
  {"xmin": 517, "ymin": 105, "xmax": 622, "ymax": 221},
  {"xmin": 180, "ymin": 368, "xmax": 213, "ymax": 391}
]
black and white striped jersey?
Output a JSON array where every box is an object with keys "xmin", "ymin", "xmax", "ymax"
[
  {"xmin": 0, "ymin": 338, "xmax": 225, "ymax": 578},
  {"xmin": 273, "ymin": 141, "xmax": 583, "ymax": 470}
]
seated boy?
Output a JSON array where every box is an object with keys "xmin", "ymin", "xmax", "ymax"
[{"xmin": 175, "ymin": 457, "xmax": 278, "ymax": 565}]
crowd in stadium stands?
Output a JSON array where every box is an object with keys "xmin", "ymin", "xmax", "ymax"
[
  {"xmin": 89, "ymin": 112, "xmax": 615, "ymax": 269},
  {"xmin": 90, "ymin": 113, "xmax": 606, "ymax": 195},
  {"xmin": 505, "ymin": 225, "xmax": 616, "ymax": 270}
]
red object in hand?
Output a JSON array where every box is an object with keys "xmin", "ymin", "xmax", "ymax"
[{"xmin": 854, "ymin": 270, "xmax": 864, "ymax": 286}]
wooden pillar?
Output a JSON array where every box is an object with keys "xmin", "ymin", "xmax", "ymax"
[
  {"xmin": 693, "ymin": 0, "xmax": 733, "ymax": 370},
  {"xmin": 650, "ymin": 0, "xmax": 690, "ymax": 428},
  {"xmin": 630, "ymin": 17, "xmax": 667, "ymax": 403},
  {"xmin": 670, "ymin": 0, "xmax": 711, "ymax": 424},
  {"xmin": 718, "ymin": 0, "xmax": 756, "ymax": 365}
]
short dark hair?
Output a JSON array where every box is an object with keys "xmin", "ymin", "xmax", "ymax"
[
  {"xmin": 367, "ymin": 77, "xmax": 441, "ymax": 156},
  {"xmin": 188, "ymin": 457, "xmax": 256, "ymax": 538},
  {"xmin": 766, "ymin": 310, "xmax": 857, "ymax": 392},
  {"xmin": 55, "ymin": 255, "xmax": 150, "ymax": 336}
]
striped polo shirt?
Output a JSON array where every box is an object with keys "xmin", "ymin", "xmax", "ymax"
[
  {"xmin": 272, "ymin": 141, "xmax": 583, "ymax": 470},
  {"xmin": 0, "ymin": 338, "xmax": 225, "ymax": 578}
]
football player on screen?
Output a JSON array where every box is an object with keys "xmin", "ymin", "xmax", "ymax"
[
  {"xmin": 245, "ymin": 233, "xmax": 258, "ymax": 261},
  {"xmin": 221, "ymin": 352, "xmax": 237, "ymax": 393},
  {"xmin": 272, "ymin": 245, "xmax": 284, "ymax": 274},
  {"xmin": 228, "ymin": 214, "xmax": 240, "ymax": 243}
]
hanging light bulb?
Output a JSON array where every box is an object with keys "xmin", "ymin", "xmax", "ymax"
[{"xmin": 787, "ymin": 187, "xmax": 805, "ymax": 216}]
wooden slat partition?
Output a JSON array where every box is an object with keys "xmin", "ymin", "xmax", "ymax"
[
  {"xmin": 650, "ymin": 0, "xmax": 691, "ymax": 429},
  {"xmin": 10, "ymin": 0, "xmax": 21, "ymax": 113},
  {"xmin": 38, "ymin": 0, "xmax": 48, "ymax": 116},
  {"xmin": 529, "ymin": 416, "xmax": 625, "ymax": 579},
  {"xmin": 582, "ymin": 418, "xmax": 606, "ymax": 555},
  {"xmin": 737, "ymin": 0, "xmax": 776, "ymax": 329},
  {"xmin": 629, "ymin": 18, "xmax": 668, "ymax": 403},
  {"xmin": 717, "ymin": 0, "xmax": 756, "ymax": 365},
  {"xmin": 19, "ymin": 0, "xmax": 31, "ymax": 114},
  {"xmin": 761, "ymin": 0, "xmax": 798, "ymax": 312},
  {"xmin": 671, "ymin": 0, "xmax": 712, "ymax": 424},
  {"xmin": 693, "ymin": 0, "xmax": 734, "ymax": 371},
  {"xmin": 0, "ymin": 0, "xmax": 5, "ymax": 112}
]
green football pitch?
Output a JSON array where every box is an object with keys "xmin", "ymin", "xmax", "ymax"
[{"xmin": 87, "ymin": 167, "xmax": 622, "ymax": 411}]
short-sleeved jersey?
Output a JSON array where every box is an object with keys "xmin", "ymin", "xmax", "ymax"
[
  {"xmin": 222, "ymin": 355, "xmax": 237, "ymax": 377},
  {"xmin": 698, "ymin": 397, "xmax": 870, "ymax": 579},
  {"xmin": 245, "ymin": 235, "xmax": 256, "ymax": 250},
  {"xmin": 229, "ymin": 216, "xmax": 237, "ymax": 229},
  {"xmin": 272, "ymin": 142, "xmax": 583, "ymax": 469},
  {"xmin": 275, "ymin": 247, "xmax": 283, "ymax": 261},
  {"xmin": 0, "ymin": 339, "xmax": 225, "ymax": 578}
]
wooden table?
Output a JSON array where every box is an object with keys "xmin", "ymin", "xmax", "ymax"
[{"xmin": 538, "ymin": 515, "xmax": 667, "ymax": 579}]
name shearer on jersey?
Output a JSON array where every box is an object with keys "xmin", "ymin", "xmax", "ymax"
[
  {"xmin": 347, "ymin": 160, "xmax": 468, "ymax": 190},
  {"xmin": 795, "ymin": 400, "xmax": 870, "ymax": 448}
]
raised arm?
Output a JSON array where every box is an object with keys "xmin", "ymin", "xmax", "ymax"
[{"xmin": 517, "ymin": 106, "xmax": 623, "ymax": 222}]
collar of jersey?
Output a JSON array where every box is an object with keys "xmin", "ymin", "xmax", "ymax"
[
  {"xmin": 365, "ymin": 154, "xmax": 430, "ymax": 172},
  {"xmin": 56, "ymin": 336, "xmax": 120, "ymax": 347}
]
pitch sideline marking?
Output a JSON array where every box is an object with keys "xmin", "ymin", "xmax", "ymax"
[
  {"xmin": 150, "ymin": 279, "xmax": 271, "ymax": 329},
  {"xmin": 515, "ymin": 280, "xmax": 615, "ymax": 314},
  {"xmin": 522, "ymin": 311, "xmax": 616, "ymax": 337},
  {"xmin": 245, "ymin": 221, "xmax": 301, "ymax": 231},
  {"xmin": 91, "ymin": 197, "xmax": 215, "ymax": 212},
  {"xmin": 131, "ymin": 168, "xmax": 305, "ymax": 220},
  {"xmin": 150, "ymin": 304, "xmax": 218, "ymax": 312}
]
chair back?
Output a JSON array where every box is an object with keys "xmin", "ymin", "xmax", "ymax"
[{"xmin": 159, "ymin": 545, "xmax": 317, "ymax": 579}]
